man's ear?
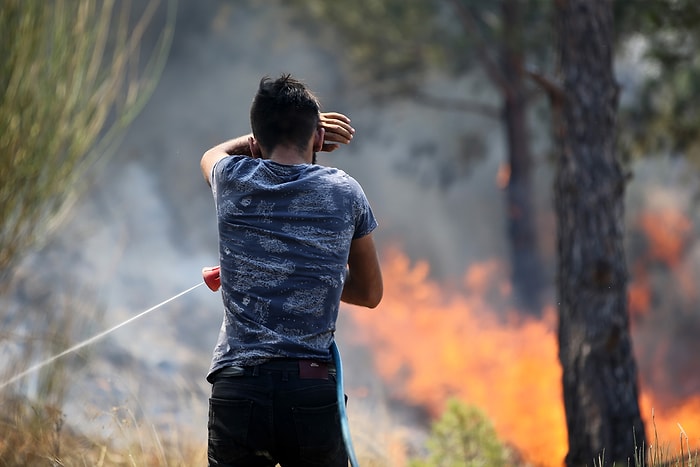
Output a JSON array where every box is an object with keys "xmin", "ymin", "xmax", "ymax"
[
  {"xmin": 249, "ymin": 136, "xmax": 262, "ymax": 158},
  {"xmin": 313, "ymin": 127, "xmax": 325, "ymax": 152}
]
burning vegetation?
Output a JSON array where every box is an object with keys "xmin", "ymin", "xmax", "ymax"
[{"xmin": 345, "ymin": 201, "xmax": 700, "ymax": 466}]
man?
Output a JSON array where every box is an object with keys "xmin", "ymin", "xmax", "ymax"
[{"xmin": 200, "ymin": 74, "xmax": 383, "ymax": 466}]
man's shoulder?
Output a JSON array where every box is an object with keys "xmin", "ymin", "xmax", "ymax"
[
  {"xmin": 311, "ymin": 165, "xmax": 355, "ymax": 182},
  {"xmin": 309, "ymin": 166, "xmax": 367, "ymax": 191},
  {"xmin": 214, "ymin": 154, "xmax": 251, "ymax": 170}
]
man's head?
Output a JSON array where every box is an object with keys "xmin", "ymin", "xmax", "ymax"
[{"xmin": 250, "ymin": 74, "xmax": 322, "ymax": 157}]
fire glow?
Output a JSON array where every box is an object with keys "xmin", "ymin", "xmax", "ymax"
[{"xmin": 348, "ymin": 234, "xmax": 700, "ymax": 465}]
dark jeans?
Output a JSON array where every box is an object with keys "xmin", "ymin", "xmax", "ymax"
[{"xmin": 207, "ymin": 360, "xmax": 348, "ymax": 467}]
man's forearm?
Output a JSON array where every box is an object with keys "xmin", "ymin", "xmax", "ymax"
[
  {"xmin": 340, "ymin": 234, "xmax": 383, "ymax": 308},
  {"xmin": 200, "ymin": 134, "xmax": 254, "ymax": 185},
  {"xmin": 211, "ymin": 134, "xmax": 254, "ymax": 157}
]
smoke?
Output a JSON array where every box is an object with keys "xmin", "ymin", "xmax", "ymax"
[
  {"xmin": 4, "ymin": 0, "xmax": 512, "ymax": 446},
  {"xmin": 625, "ymin": 157, "xmax": 700, "ymax": 403}
]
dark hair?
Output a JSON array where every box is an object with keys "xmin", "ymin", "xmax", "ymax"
[{"xmin": 250, "ymin": 74, "xmax": 320, "ymax": 154}]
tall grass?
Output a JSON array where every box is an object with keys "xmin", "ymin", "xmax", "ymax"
[
  {"xmin": 0, "ymin": 3, "xmax": 176, "ymax": 461},
  {"xmin": 629, "ymin": 410, "xmax": 699, "ymax": 467},
  {"xmin": 0, "ymin": 271, "xmax": 207, "ymax": 466},
  {"xmin": 1, "ymin": 381, "xmax": 697, "ymax": 466},
  {"xmin": 0, "ymin": 393, "xmax": 206, "ymax": 466}
]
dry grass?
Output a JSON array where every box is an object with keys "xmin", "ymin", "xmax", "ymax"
[
  {"xmin": 1, "ymin": 387, "xmax": 698, "ymax": 467},
  {"xmin": 590, "ymin": 411, "xmax": 699, "ymax": 467},
  {"xmin": 0, "ymin": 392, "xmax": 405, "ymax": 467},
  {"xmin": 636, "ymin": 411, "xmax": 699, "ymax": 467},
  {"xmin": 0, "ymin": 394, "xmax": 206, "ymax": 467}
]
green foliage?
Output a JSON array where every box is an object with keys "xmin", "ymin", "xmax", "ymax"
[
  {"xmin": 0, "ymin": 0, "xmax": 174, "ymax": 283},
  {"xmin": 283, "ymin": 0, "xmax": 462, "ymax": 96},
  {"xmin": 409, "ymin": 399, "xmax": 513, "ymax": 467},
  {"xmin": 0, "ymin": 3, "xmax": 174, "ymax": 460},
  {"xmin": 615, "ymin": 0, "xmax": 700, "ymax": 162},
  {"xmin": 281, "ymin": 0, "xmax": 700, "ymax": 165},
  {"xmin": 280, "ymin": 0, "xmax": 551, "ymax": 100}
]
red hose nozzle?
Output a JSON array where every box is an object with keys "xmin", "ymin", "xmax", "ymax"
[{"xmin": 202, "ymin": 266, "xmax": 221, "ymax": 292}]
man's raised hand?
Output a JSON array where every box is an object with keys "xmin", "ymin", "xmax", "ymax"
[{"xmin": 320, "ymin": 112, "xmax": 355, "ymax": 152}]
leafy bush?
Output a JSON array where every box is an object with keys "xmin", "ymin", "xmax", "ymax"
[{"xmin": 410, "ymin": 398, "xmax": 513, "ymax": 467}]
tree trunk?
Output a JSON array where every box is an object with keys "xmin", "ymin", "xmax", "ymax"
[
  {"xmin": 554, "ymin": 1, "xmax": 646, "ymax": 465},
  {"xmin": 501, "ymin": 0, "xmax": 544, "ymax": 314}
]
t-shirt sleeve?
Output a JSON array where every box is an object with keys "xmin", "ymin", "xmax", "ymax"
[
  {"xmin": 211, "ymin": 155, "xmax": 247, "ymax": 198},
  {"xmin": 351, "ymin": 180, "xmax": 378, "ymax": 240},
  {"xmin": 210, "ymin": 159, "xmax": 224, "ymax": 198}
]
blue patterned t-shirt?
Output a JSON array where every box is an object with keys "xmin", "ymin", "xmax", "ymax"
[{"xmin": 207, "ymin": 156, "xmax": 377, "ymax": 381}]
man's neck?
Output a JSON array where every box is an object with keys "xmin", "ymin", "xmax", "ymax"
[{"xmin": 267, "ymin": 147, "xmax": 313, "ymax": 165}]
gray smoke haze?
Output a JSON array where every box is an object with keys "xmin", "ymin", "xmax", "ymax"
[
  {"xmin": 4, "ymin": 0, "xmax": 699, "ymax": 456},
  {"xmin": 5, "ymin": 0, "xmax": 512, "ymax": 447}
]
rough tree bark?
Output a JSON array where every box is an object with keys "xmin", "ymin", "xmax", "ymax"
[{"xmin": 553, "ymin": 0, "xmax": 646, "ymax": 465}]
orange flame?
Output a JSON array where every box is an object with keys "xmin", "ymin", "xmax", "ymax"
[
  {"xmin": 349, "ymin": 247, "xmax": 566, "ymax": 465},
  {"xmin": 628, "ymin": 263, "xmax": 651, "ymax": 318},
  {"xmin": 496, "ymin": 162, "xmax": 511, "ymax": 189},
  {"xmin": 640, "ymin": 393, "xmax": 700, "ymax": 451},
  {"xmin": 637, "ymin": 209, "xmax": 691, "ymax": 268},
  {"xmin": 348, "ymin": 245, "xmax": 700, "ymax": 465},
  {"xmin": 631, "ymin": 207, "xmax": 700, "ymax": 449},
  {"xmin": 632, "ymin": 208, "xmax": 698, "ymax": 307}
]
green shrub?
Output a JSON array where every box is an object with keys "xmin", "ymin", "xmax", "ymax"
[{"xmin": 410, "ymin": 398, "xmax": 513, "ymax": 467}]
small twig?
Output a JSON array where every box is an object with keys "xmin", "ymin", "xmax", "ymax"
[{"xmin": 678, "ymin": 423, "xmax": 688, "ymax": 467}]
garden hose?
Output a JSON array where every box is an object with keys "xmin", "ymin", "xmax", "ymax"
[{"xmin": 331, "ymin": 340, "xmax": 360, "ymax": 467}]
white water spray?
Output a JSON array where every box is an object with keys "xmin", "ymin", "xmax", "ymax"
[{"xmin": 0, "ymin": 281, "xmax": 205, "ymax": 390}]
